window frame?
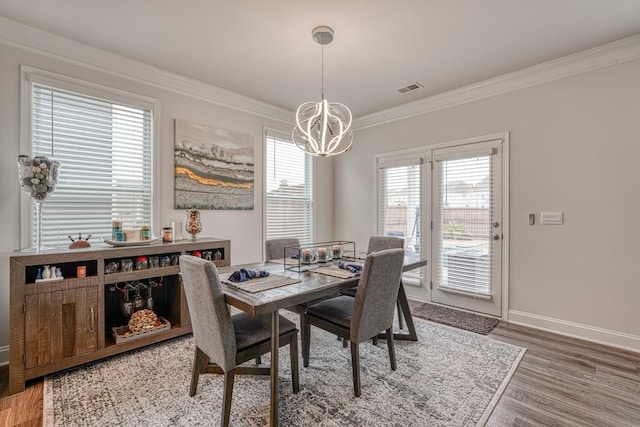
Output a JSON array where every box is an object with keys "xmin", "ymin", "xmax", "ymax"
[{"xmin": 19, "ymin": 66, "xmax": 160, "ymax": 248}]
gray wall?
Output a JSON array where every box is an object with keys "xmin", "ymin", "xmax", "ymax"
[
  {"xmin": 334, "ymin": 58, "xmax": 640, "ymax": 350},
  {"xmin": 0, "ymin": 42, "xmax": 334, "ymax": 364}
]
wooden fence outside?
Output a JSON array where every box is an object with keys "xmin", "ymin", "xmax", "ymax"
[{"xmin": 384, "ymin": 205, "xmax": 489, "ymax": 239}]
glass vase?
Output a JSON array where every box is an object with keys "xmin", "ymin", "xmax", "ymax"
[
  {"xmin": 17, "ymin": 155, "xmax": 61, "ymax": 252},
  {"xmin": 185, "ymin": 209, "xmax": 202, "ymax": 240}
]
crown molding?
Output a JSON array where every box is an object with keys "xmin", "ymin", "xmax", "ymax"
[
  {"xmin": 0, "ymin": 15, "xmax": 293, "ymax": 124},
  {"xmin": 2, "ymin": 16, "xmax": 639, "ymax": 131},
  {"xmin": 354, "ymin": 33, "xmax": 640, "ymax": 131}
]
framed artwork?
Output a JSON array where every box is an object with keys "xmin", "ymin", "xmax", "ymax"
[{"xmin": 174, "ymin": 119, "xmax": 254, "ymax": 210}]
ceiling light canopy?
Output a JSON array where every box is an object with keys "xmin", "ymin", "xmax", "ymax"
[{"xmin": 293, "ymin": 26, "xmax": 353, "ymax": 158}]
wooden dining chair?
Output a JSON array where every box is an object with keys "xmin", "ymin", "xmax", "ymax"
[
  {"xmin": 179, "ymin": 255, "xmax": 299, "ymax": 427},
  {"xmin": 302, "ymin": 248, "xmax": 405, "ymax": 397}
]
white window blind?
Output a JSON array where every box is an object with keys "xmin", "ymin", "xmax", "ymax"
[
  {"xmin": 265, "ymin": 132, "xmax": 313, "ymax": 244},
  {"xmin": 433, "ymin": 151, "xmax": 494, "ymax": 295},
  {"xmin": 377, "ymin": 158, "xmax": 423, "ymax": 281},
  {"xmin": 30, "ymin": 83, "xmax": 153, "ymax": 247}
]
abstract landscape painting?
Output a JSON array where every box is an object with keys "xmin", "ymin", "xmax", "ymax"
[{"xmin": 174, "ymin": 119, "xmax": 254, "ymax": 209}]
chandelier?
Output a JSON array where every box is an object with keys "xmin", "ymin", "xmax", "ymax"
[{"xmin": 293, "ymin": 26, "xmax": 353, "ymax": 158}]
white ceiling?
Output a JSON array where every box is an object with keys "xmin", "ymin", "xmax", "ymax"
[{"xmin": 1, "ymin": 1, "xmax": 640, "ymax": 118}]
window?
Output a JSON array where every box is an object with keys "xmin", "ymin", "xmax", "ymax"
[
  {"xmin": 25, "ymin": 70, "xmax": 154, "ymax": 247},
  {"xmin": 376, "ymin": 156, "xmax": 424, "ymax": 282},
  {"xmin": 265, "ymin": 131, "xmax": 314, "ymax": 244}
]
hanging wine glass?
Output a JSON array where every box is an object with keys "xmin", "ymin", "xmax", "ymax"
[
  {"xmin": 17, "ymin": 155, "xmax": 61, "ymax": 252},
  {"xmin": 185, "ymin": 209, "xmax": 202, "ymax": 240}
]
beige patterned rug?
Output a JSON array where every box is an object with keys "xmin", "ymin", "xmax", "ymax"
[{"xmin": 44, "ymin": 315, "xmax": 524, "ymax": 426}]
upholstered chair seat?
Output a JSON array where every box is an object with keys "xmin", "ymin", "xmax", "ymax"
[{"xmin": 231, "ymin": 312, "xmax": 297, "ymax": 350}]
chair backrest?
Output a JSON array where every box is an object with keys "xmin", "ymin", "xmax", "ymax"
[
  {"xmin": 179, "ymin": 255, "xmax": 237, "ymax": 372},
  {"xmin": 265, "ymin": 238, "xmax": 300, "ymax": 260},
  {"xmin": 367, "ymin": 235, "xmax": 404, "ymax": 253},
  {"xmin": 350, "ymin": 248, "xmax": 405, "ymax": 343}
]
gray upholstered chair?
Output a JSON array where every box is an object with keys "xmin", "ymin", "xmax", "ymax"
[
  {"xmin": 302, "ymin": 248, "xmax": 405, "ymax": 397},
  {"xmin": 265, "ymin": 237, "xmax": 300, "ymax": 261},
  {"xmin": 340, "ymin": 236, "xmax": 405, "ymax": 345},
  {"xmin": 179, "ymin": 255, "xmax": 299, "ymax": 427}
]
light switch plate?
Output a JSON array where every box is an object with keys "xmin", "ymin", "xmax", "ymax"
[{"xmin": 540, "ymin": 211, "xmax": 564, "ymax": 225}]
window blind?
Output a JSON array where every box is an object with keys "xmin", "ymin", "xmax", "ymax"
[
  {"xmin": 377, "ymin": 158, "xmax": 423, "ymax": 281},
  {"xmin": 31, "ymin": 83, "xmax": 153, "ymax": 247},
  {"xmin": 265, "ymin": 132, "xmax": 313, "ymax": 244},
  {"xmin": 433, "ymin": 152, "xmax": 493, "ymax": 296}
]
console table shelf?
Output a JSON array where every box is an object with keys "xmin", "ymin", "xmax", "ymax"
[{"xmin": 9, "ymin": 237, "xmax": 230, "ymax": 395}]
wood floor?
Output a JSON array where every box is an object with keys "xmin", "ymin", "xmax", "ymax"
[{"xmin": 1, "ymin": 321, "xmax": 638, "ymax": 426}]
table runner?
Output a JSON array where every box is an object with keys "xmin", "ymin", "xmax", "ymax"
[
  {"xmin": 220, "ymin": 273, "xmax": 301, "ymax": 293},
  {"xmin": 310, "ymin": 265, "xmax": 362, "ymax": 279}
]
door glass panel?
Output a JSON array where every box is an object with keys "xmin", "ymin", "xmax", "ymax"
[
  {"xmin": 377, "ymin": 163, "xmax": 422, "ymax": 281},
  {"xmin": 435, "ymin": 155, "xmax": 492, "ymax": 295}
]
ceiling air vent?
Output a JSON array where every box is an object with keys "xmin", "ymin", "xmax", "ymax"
[{"xmin": 397, "ymin": 82, "xmax": 423, "ymax": 94}]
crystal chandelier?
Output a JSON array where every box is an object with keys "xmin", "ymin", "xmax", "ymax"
[{"xmin": 293, "ymin": 26, "xmax": 353, "ymax": 158}]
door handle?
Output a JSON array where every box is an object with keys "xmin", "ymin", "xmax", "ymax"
[{"xmin": 491, "ymin": 234, "xmax": 501, "ymax": 241}]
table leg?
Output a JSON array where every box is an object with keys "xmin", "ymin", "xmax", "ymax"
[
  {"xmin": 397, "ymin": 283, "xmax": 418, "ymax": 341},
  {"xmin": 270, "ymin": 310, "xmax": 280, "ymax": 427},
  {"xmin": 378, "ymin": 282, "xmax": 419, "ymax": 341}
]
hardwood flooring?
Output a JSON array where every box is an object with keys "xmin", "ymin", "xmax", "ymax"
[
  {"xmin": 1, "ymin": 319, "xmax": 638, "ymax": 426},
  {"xmin": 487, "ymin": 322, "xmax": 640, "ymax": 426},
  {"xmin": 0, "ymin": 367, "xmax": 42, "ymax": 427}
]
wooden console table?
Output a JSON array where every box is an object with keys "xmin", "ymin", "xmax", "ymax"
[{"xmin": 8, "ymin": 237, "xmax": 230, "ymax": 395}]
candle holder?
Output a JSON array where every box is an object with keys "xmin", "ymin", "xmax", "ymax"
[
  {"xmin": 317, "ymin": 247, "xmax": 328, "ymax": 263},
  {"xmin": 17, "ymin": 155, "xmax": 61, "ymax": 252},
  {"xmin": 185, "ymin": 209, "xmax": 202, "ymax": 240},
  {"xmin": 332, "ymin": 244, "xmax": 342, "ymax": 259},
  {"xmin": 301, "ymin": 248, "xmax": 315, "ymax": 264}
]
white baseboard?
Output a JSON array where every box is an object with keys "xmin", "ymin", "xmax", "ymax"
[
  {"xmin": 0, "ymin": 345, "xmax": 8, "ymax": 366},
  {"xmin": 508, "ymin": 310, "xmax": 640, "ymax": 353}
]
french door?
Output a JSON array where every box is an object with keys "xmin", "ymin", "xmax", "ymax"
[{"xmin": 430, "ymin": 138, "xmax": 504, "ymax": 317}]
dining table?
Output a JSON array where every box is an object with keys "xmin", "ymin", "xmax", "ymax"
[{"xmin": 217, "ymin": 255, "xmax": 427, "ymax": 426}]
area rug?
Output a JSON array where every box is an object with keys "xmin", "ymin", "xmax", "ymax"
[
  {"xmin": 43, "ymin": 316, "xmax": 524, "ymax": 427},
  {"xmin": 411, "ymin": 303, "xmax": 501, "ymax": 335}
]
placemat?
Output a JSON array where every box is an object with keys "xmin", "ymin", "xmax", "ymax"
[
  {"xmin": 310, "ymin": 265, "xmax": 361, "ymax": 279},
  {"xmin": 220, "ymin": 273, "xmax": 301, "ymax": 293}
]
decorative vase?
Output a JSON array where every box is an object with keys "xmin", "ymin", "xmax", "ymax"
[
  {"xmin": 42, "ymin": 265, "xmax": 51, "ymax": 279},
  {"xmin": 185, "ymin": 209, "xmax": 202, "ymax": 240},
  {"xmin": 17, "ymin": 155, "xmax": 61, "ymax": 252}
]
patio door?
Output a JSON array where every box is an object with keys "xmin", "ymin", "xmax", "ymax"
[{"xmin": 431, "ymin": 138, "xmax": 504, "ymax": 317}]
